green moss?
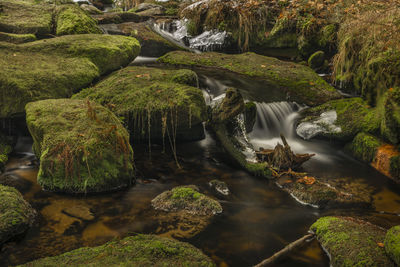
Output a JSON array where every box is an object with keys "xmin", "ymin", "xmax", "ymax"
[
  {"xmin": 0, "ymin": 132, "xmax": 12, "ymax": 170},
  {"xmin": 0, "ymin": 185, "xmax": 36, "ymax": 245},
  {"xmin": 345, "ymin": 133, "xmax": 382, "ymax": 163},
  {"xmin": 20, "ymin": 234, "xmax": 215, "ymax": 266},
  {"xmin": 159, "ymin": 51, "xmax": 341, "ymax": 106},
  {"xmin": 311, "ymin": 216, "xmax": 394, "ymax": 267},
  {"xmin": 152, "ymin": 186, "xmax": 222, "ymax": 216},
  {"xmin": 26, "ymin": 99, "xmax": 134, "ymax": 193},
  {"xmin": 308, "ymin": 51, "xmax": 325, "ymax": 70},
  {"xmin": 301, "ymin": 97, "xmax": 380, "ymax": 141},
  {"xmin": 55, "ymin": 4, "xmax": 102, "ymax": 35},
  {"xmin": 317, "ymin": 24, "xmax": 337, "ymax": 49},
  {"xmin": 385, "ymin": 225, "xmax": 400, "ymax": 265},
  {"xmin": 73, "ymin": 66, "xmax": 206, "ymax": 142},
  {"xmin": 0, "ymin": 34, "xmax": 140, "ymax": 118},
  {"xmin": 381, "ymin": 87, "xmax": 400, "ymax": 144},
  {"xmin": 0, "ymin": 32, "xmax": 36, "ymax": 43}
]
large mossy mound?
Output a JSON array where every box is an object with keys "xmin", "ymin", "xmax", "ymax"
[
  {"xmin": 152, "ymin": 185, "xmax": 222, "ymax": 216},
  {"xmin": 55, "ymin": 4, "xmax": 102, "ymax": 35},
  {"xmin": 0, "ymin": 184, "xmax": 36, "ymax": 245},
  {"xmin": 25, "ymin": 99, "xmax": 134, "ymax": 194},
  {"xmin": 158, "ymin": 51, "xmax": 341, "ymax": 106},
  {"xmin": 310, "ymin": 216, "xmax": 394, "ymax": 267},
  {"xmin": 21, "ymin": 234, "xmax": 215, "ymax": 266},
  {"xmin": 298, "ymin": 97, "xmax": 379, "ymax": 141},
  {"xmin": 0, "ymin": 32, "xmax": 36, "ymax": 44},
  {"xmin": 0, "ymin": 0, "xmax": 101, "ymax": 37},
  {"xmin": 73, "ymin": 66, "xmax": 206, "ymax": 142},
  {"xmin": 385, "ymin": 225, "xmax": 400, "ymax": 265},
  {"xmin": 345, "ymin": 133, "xmax": 382, "ymax": 163},
  {"xmin": 0, "ymin": 34, "xmax": 140, "ymax": 118}
]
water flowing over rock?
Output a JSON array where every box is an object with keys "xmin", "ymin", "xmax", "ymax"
[{"xmin": 296, "ymin": 110, "xmax": 341, "ymax": 140}]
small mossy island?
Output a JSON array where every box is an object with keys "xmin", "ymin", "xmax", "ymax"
[
  {"xmin": 74, "ymin": 66, "xmax": 206, "ymax": 142},
  {"xmin": 158, "ymin": 51, "xmax": 341, "ymax": 106},
  {"xmin": 20, "ymin": 234, "xmax": 215, "ymax": 266},
  {"xmin": 26, "ymin": 99, "xmax": 134, "ymax": 193},
  {"xmin": 385, "ymin": 225, "xmax": 400, "ymax": 265},
  {"xmin": 0, "ymin": 185, "xmax": 36, "ymax": 245},
  {"xmin": 0, "ymin": 34, "xmax": 140, "ymax": 118},
  {"xmin": 310, "ymin": 216, "xmax": 394, "ymax": 267}
]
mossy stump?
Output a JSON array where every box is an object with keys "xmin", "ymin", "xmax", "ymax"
[{"xmin": 25, "ymin": 99, "xmax": 135, "ymax": 194}]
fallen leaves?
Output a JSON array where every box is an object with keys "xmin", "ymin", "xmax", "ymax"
[{"xmin": 297, "ymin": 176, "xmax": 316, "ymax": 185}]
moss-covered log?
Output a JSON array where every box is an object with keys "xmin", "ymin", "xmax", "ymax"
[{"xmin": 26, "ymin": 99, "xmax": 134, "ymax": 193}]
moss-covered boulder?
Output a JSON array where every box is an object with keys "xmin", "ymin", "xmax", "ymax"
[
  {"xmin": 0, "ymin": 34, "xmax": 140, "ymax": 118},
  {"xmin": 151, "ymin": 186, "xmax": 221, "ymax": 238},
  {"xmin": 385, "ymin": 225, "xmax": 400, "ymax": 265},
  {"xmin": 20, "ymin": 234, "xmax": 215, "ymax": 266},
  {"xmin": 0, "ymin": 185, "xmax": 36, "ymax": 245},
  {"xmin": 0, "ymin": 133, "xmax": 12, "ymax": 171},
  {"xmin": 92, "ymin": 12, "xmax": 149, "ymax": 24},
  {"xmin": 310, "ymin": 216, "xmax": 394, "ymax": 267},
  {"xmin": 102, "ymin": 22, "xmax": 182, "ymax": 57},
  {"xmin": 0, "ymin": 0, "xmax": 102, "ymax": 37},
  {"xmin": 345, "ymin": 133, "xmax": 382, "ymax": 163},
  {"xmin": 381, "ymin": 87, "xmax": 400, "ymax": 144},
  {"xmin": 55, "ymin": 4, "xmax": 102, "ymax": 35},
  {"xmin": 0, "ymin": 32, "xmax": 36, "ymax": 43},
  {"xmin": 158, "ymin": 51, "xmax": 341, "ymax": 106},
  {"xmin": 73, "ymin": 66, "xmax": 206, "ymax": 142},
  {"xmin": 25, "ymin": 99, "xmax": 134, "ymax": 193},
  {"xmin": 297, "ymin": 98, "xmax": 379, "ymax": 141}
]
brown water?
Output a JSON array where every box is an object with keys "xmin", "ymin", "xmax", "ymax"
[{"xmin": 2, "ymin": 67, "xmax": 400, "ymax": 267}]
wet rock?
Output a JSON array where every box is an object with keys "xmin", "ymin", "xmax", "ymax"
[
  {"xmin": 0, "ymin": 34, "xmax": 140, "ymax": 119},
  {"xmin": 80, "ymin": 4, "xmax": 102, "ymax": 14},
  {"xmin": 208, "ymin": 180, "xmax": 230, "ymax": 196},
  {"xmin": 159, "ymin": 51, "xmax": 341, "ymax": 106},
  {"xmin": 244, "ymin": 101, "xmax": 256, "ymax": 133},
  {"xmin": 73, "ymin": 66, "xmax": 206, "ymax": 143},
  {"xmin": 92, "ymin": 12, "xmax": 149, "ymax": 24},
  {"xmin": 0, "ymin": 133, "xmax": 12, "ymax": 171},
  {"xmin": 0, "ymin": 185, "xmax": 36, "ymax": 245},
  {"xmin": 308, "ymin": 50, "xmax": 325, "ymax": 70},
  {"xmin": 20, "ymin": 234, "xmax": 215, "ymax": 266},
  {"xmin": 311, "ymin": 216, "xmax": 394, "ymax": 267},
  {"xmin": 62, "ymin": 205, "xmax": 95, "ymax": 221},
  {"xmin": 136, "ymin": 3, "xmax": 164, "ymax": 13},
  {"xmin": 385, "ymin": 225, "xmax": 400, "ymax": 265},
  {"xmin": 277, "ymin": 176, "xmax": 373, "ymax": 209},
  {"xmin": 26, "ymin": 99, "xmax": 134, "ymax": 193},
  {"xmin": 136, "ymin": 7, "xmax": 165, "ymax": 17},
  {"xmin": 152, "ymin": 185, "xmax": 222, "ymax": 215},
  {"xmin": 0, "ymin": 173, "xmax": 32, "ymax": 193},
  {"xmin": 297, "ymin": 97, "xmax": 379, "ymax": 141}
]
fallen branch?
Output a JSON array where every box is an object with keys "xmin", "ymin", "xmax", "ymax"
[{"xmin": 253, "ymin": 233, "xmax": 315, "ymax": 267}]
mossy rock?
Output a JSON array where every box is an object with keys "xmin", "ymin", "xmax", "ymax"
[
  {"xmin": 298, "ymin": 97, "xmax": 380, "ymax": 141},
  {"xmin": 345, "ymin": 133, "xmax": 382, "ymax": 163},
  {"xmin": 0, "ymin": 32, "xmax": 36, "ymax": 43},
  {"xmin": 20, "ymin": 234, "xmax": 215, "ymax": 266},
  {"xmin": 152, "ymin": 185, "xmax": 222, "ymax": 216},
  {"xmin": 244, "ymin": 101, "xmax": 256, "ymax": 133},
  {"xmin": 25, "ymin": 99, "xmax": 135, "ymax": 193},
  {"xmin": 308, "ymin": 51, "xmax": 325, "ymax": 70},
  {"xmin": 92, "ymin": 12, "xmax": 149, "ymax": 24},
  {"xmin": 73, "ymin": 66, "xmax": 206, "ymax": 142},
  {"xmin": 0, "ymin": 184, "xmax": 36, "ymax": 245},
  {"xmin": 0, "ymin": 34, "xmax": 140, "ymax": 118},
  {"xmin": 79, "ymin": 4, "xmax": 103, "ymax": 15},
  {"xmin": 0, "ymin": 0, "xmax": 53, "ymax": 37},
  {"xmin": 158, "ymin": 51, "xmax": 341, "ymax": 106},
  {"xmin": 381, "ymin": 87, "xmax": 400, "ymax": 144},
  {"xmin": 55, "ymin": 4, "xmax": 102, "ymax": 35},
  {"xmin": 310, "ymin": 216, "xmax": 394, "ymax": 267},
  {"xmin": 385, "ymin": 225, "xmax": 400, "ymax": 265},
  {"xmin": 0, "ymin": 132, "xmax": 13, "ymax": 171}
]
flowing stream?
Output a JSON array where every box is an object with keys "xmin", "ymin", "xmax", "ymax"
[{"xmin": 2, "ymin": 64, "xmax": 400, "ymax": 267}]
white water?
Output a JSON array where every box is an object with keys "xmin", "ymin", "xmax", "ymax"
[{"xmin": 296, "ymin": 110, "xmax": 341, "ymax": 140}]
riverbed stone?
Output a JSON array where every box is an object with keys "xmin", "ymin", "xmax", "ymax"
[
  {"xmin": 20, "ymin": 234, "xmax": 215, "ymax": 266},
  {"xmin": 62, "ymin": 205, "xmax": 94, "ymax": 221},
  {"xmin": 310, "ymin": 216, "xmax": 394, "ymax": 267},
  {"xmin": 385, "ymin": 225, "xmax": 400, "ymax": 265},
  {"xmin": 208, "ymin": 180, "xmax": 230, "ymax": 196},
  {"xmin": 0, "ymin": 184, "xmax": 36, "ymax": 245},
  {"xmin": 25, "ymin": 99, "xmax": 134, "ymax": 193},
  {"xmin": 0, "ymin": 34, "xmax": 140, "ymax": 119},
  {"xmin": 73, "ymin": 66, "xmax": 206, "ymax": 142},
  {"xmin": 158, "ymin": 51, "xmax": 341, "ymax": 106}
]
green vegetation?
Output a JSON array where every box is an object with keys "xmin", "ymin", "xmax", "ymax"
[
  {"xmin": 381, "ymin": 87, "xmax": 400, "ymax": 144},
  {"xmin": 0, "ymin": 185, "xmax": 36, "ymax": 245},
  {"xmin": 385, "ymin": 225, "xmax": 400, "ymax": 265},
  {"xmin": 152, "ymin": 186, "xmax": 222, "ymax": 216},
  {"xmin": 311, "ymin": 216, "xmax": 394, "ymax": 267},
  {"xmin": 0, "ymin": 132, "xmax": 12, "ymax": 170},
  {"xmin": 159, "ymin": 51, "xmax": 341, "ymax": 106},
  {"xmin": 0, "ymin": 34, "xmax": 140, "ymax": 118},
  {"xmin": 0, "ymin": 32, "xmax": 36, "ymax": 44},
  {"xmin": 345, "ymin": 133, "xmax": 382, "ymax": 163},
  {"xmin": 20, "ymin": 234, "xmax": 215, "ymax": 266},
  {"xmin": 26, "ymin": 99, "xmax": 134, "ymax": 193},
  {"xmin": 308, "ymin": 51, "xmax": 324, "ymax": 70},
  {"xmin": 73, "ymin": 66, "xmax": 206, "ymax": 142},
  {"xmin": 55, "ymin": 4, "xmax": 102, "ymax": 35}
]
